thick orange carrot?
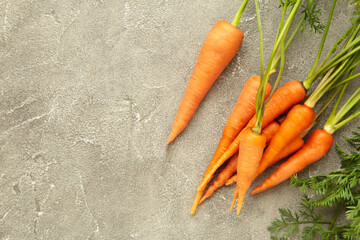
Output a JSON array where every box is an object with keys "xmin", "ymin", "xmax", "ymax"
[
  {"xmin": 230, "ymin": 128, "xmax": 266, "ymax": 214},
  {"xmin": 258, "ymin": 104, "xmax": 315, "ymax": 177},
  {"xmin": 225, "ymin": 136, "xmax": 304, "ymax": 186},
  {"xmin": 256, "ymin": 136, "xmax": 304, "ymax": 178},
  {"xmin": 199, "ymin": 153, "xmax": 238, "ymax": 204},
  {"xmin": 168, "ymin": 20, "xmax": 244, "ymax": 144},
  {"xmin": 251, "ymin": 129, "xmax": 333, "ymax": 195},
  {"xmin": 191, "ymin": 80, "xmax": 305, "ymax": 214},
  {"xmin": 199, "ymin": 121, "xmax": 279, "ymax": 204}
]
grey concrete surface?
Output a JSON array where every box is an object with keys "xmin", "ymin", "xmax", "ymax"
[{"xmin": 0, "ymin": 0, "xmax": 358, "ymax": 239}]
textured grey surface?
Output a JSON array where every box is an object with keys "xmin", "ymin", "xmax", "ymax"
[{"xmin": 0, "ymin": 0, "xmax": 358, "ymax": 239}]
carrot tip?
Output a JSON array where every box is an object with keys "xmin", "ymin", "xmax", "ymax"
[
  {"xmin": 190, "ymin": 191, "xmax": 203, "ymax": 215},
  {"xmin": 230, "ymin": 190, "xmax": 238, "ymax": 211},
  {"xmin": 250, "ymin": 187, "xmax": 261, "ymax": 195}
]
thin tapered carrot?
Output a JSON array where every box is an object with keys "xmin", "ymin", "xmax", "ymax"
[
  {"xmin": 199, "ymin": 153, "xmax": 238, "ymax": 204},
  {"xmin": 250, "ymin": 129, "xmax": 333, "ymax": 195},
  {"xmin": 257, "ymin": 104, "xmax": 315, "ymax": 177},
  {"xmin": 199, "ymin": 121, "xmax": 279, "ymax": 204},
  {"xmin": 225, "ymin": 136, "xmax": 304, "ymax": 186},
  {"xmin": 231, "ymin": 128, "xmax": 266, "ymax": 214},
  {"xmin": 225, "ymin": 174, "xmax": 237, "ymax": 186},
  {"xmin": 168, "ymin": 20, "xmax": 244, "ymax": 144}
]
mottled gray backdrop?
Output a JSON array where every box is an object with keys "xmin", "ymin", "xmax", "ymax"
[{"xmin": 0, "ymin": 0, "xmax": 358, "ymax": 239}]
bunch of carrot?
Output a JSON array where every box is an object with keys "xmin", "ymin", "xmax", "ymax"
[{"xmin": 168, "ymin": 0, "xmax": 360, "ymax": 215}]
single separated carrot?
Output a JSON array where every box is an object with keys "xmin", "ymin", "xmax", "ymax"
[
  {"xmin": 168, "ymin": 20, "xmax": 244, "ymax": 144},
  {"xmin": 226, "ymin": 136, "xmax": 304, "ymax": 186},
  {"xmin": 199, "ymin": 121, "xmax": 279, "ymax": 204},
  {"xmin": 250, "ymin": 129, "xmax": 333, "ymax": 195},
  {"xmin": 232, "ymin": 128, "xmax": 266, "ymax": 214}
]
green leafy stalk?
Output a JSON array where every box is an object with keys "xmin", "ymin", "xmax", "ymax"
[
  {"xmin": 231, "ymin": 0, "xmax": 249, "ymax": 27},
  {"xmin": 324, "ymin": 86, "xmax": 360, "ymax": 134},
  {"xmin": 253, "ymin": 0, "xmax": 302, "ymax": 133},
  {"xmin": 304, "ymin": 51, "xmax": 360, "ymax": 108}
]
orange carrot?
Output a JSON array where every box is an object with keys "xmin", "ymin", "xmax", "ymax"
[
  {"xmin": 199, "ymin": 153, "xmax": 238, "ymax": 204},
  {"xmin": 168, "ymin": 20, "xmax": 244, "ymax": 144},
  {"xmin": 230, "ymin": 128, "xmax": 266, "ymax": 214},
  {"xmin": 207, "ymin": 76, "xmax": 271, "ymax": 175},
  {"xmin": 225, "ymin": 136, "xmax": 304, "ymax": 186},
  {"xmin": 225, "ymin": 174, "xmax": 237, "ymax": 186},
  {"xmin": 262, "ymin": 121, "xmax": 280, "ymax": 144},
  {"xmin": 256, "ymin": 136, "xmax": 304, "ymax": 178},
  {"xmin": 199, "ymin": 121, "xmax": 279, "ymax": 204},
  {"xmin": 190, "ymin": 80, "xmax": 305, "ymax": 214},
  {"xmin": 251, "ymin": 129, "xmax": 333, "ymax": 195},
  {"xmin": 257, "ymin": 104, "xmax": 315, "ymax": 176}
]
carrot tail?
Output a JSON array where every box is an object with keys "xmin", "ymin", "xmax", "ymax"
[
  {"xmin": 251, "ymin": 129, "xmax": 333, "ymax": 195},
  {"xmin": 190, "ymin": 192, "xmax": 203, "ymax": 215},
  {"xmin": 199, "ymin": 153, "xmax": 238, "ymax": 204},
  {"xmin": 255, "ymin": 136, "xmax": 304, "ymax": 179},
  {"xmin": 226, "ymin": 175, "xmax": 237, "ymax": 186},
  {"xmin": 168, "ymin": 20, "xmax": 244, "ymax": 144},
  {"xmin": 259, "ymin": 104, "xmax": 315, "ymax": 174}
]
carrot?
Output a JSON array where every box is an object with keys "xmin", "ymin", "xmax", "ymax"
[
  {"xmin": 231, "ymin": 128, "xmax": 266, "ymax": 214},
  {"xmin": 225, "ymin": 136, "xmax": 304, "ymax": 186},
  {"xmin": 250, "ymin": 129, "xmax": 333, "ymax": 195},
  {"xmin": 191, "ymin": 81, "xmax": 305, "ymax": 214},
  {"xmin": 199, "ymin": 153, "xmax": 238, "ymax": 204},
  {"xmin": 207, "ymin": 76, "xmax": 271, "ymax": 172},
  {"xmin": 257, "ymin": 104, "xmax": 315, "ymax": 177},
  {"xmin": 255, "ymin": 136, "xmax": 304, "ymax": 178},
  {"xmin": 199, "ymin": 121, "xmax": 279, "ymax": 204},
  {"xmin": 263, "ymin": 121, "xmax": 280, "ymax": 144},
  {"xmin": 225, "ymin": 174, "xmax": 237, "ymax": 186},
  {"xmin": 251, "ymin": 79, "xmax": 360, "ymax": 195},
  {"xmin": 168, "ymin": 20, "xmax": 244, "ymax": 144},
  {"xmin": 198, "ymin": 80, "xmax": 306, "ymax": 189}
]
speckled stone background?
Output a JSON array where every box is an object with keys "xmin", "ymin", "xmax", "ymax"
[{"xmin": 0, "ymin": 0, "xmax": 358, "ymax": 239}]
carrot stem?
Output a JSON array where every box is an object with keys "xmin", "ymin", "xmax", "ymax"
[
  {"xmin": 231, "ymin": 0, "xmax": 249, "ymax": 27},
  {"xmin": 305, "ymin": 0, "xmax": 337, "ymax": 80},
  {"xmin": 254, "ymin": 0, "xmax": 302, "ymax": 133}
]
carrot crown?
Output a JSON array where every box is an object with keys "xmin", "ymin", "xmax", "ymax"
[
  {"xmin": 231, "ymin": 0, "xmax": 249, "ymax": 27},
  {"xmin": 303, "ymin": 16, "xmax": 360, "ymax": 90},
  {"xmin": 253, "ymin": 0, "xmax": 303, "ymax": 134},
  {"xmin": 324, "ymin": 81, "xmax": 360, "ymax": 135}
]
